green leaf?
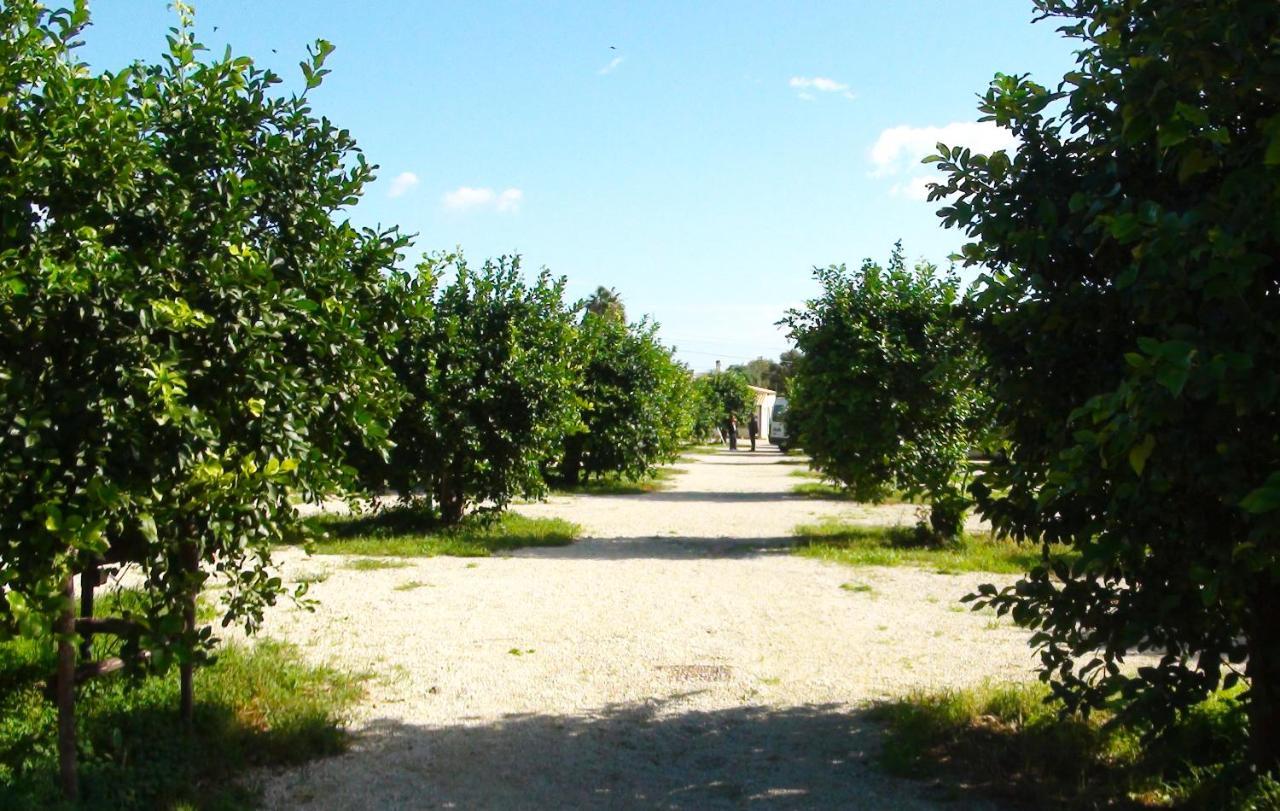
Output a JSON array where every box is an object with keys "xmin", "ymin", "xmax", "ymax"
[
  {"xmin": 1240, "ymin": 473, "xmax": 1280, "ymax": 514},
  {"xmin": 1128, "ymin": 433, "xmax": 1155, "ymax": 475}
]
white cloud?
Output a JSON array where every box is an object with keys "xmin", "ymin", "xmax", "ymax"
[
  {"xmin": 869, "ymin": 121, "xmax": 1017, "ymax": 177},
  {"xmin": 790, "ymin": 76, "xmax": 847, "ymax": 93},
  {"xmin": 496, "ymin": 188, "xmax": 523, "ymax": 212},
  {"xmin": 889, "ymin": 175, "xmax": 937, "ymax": 201},
  {"xmin": 598, "ymin": 56, "xmax": 624, "ymax": 75},
  {"xmin": 442, "ymin": 186, "xmax": 524, "ymax": 213},
  {"xmin": 797, "ymin": 92, "xmax": 815, "ymax": 102},
  {"xmin": 387, "ymin": 171, "xmax": 419, "ymax": 198},
  {"xmin": 789, "ymin": 76, "xmax": 855, "ymax": 100}
]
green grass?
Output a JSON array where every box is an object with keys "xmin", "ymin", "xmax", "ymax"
[
  {"xmin": 305, "ymin": 509, "xmax": 580, "ymax": 557},
  {"xmin": 342, "ymin": 558, "xmax": 409, "ymax": 572},
  {"xmin": 393, "ymin": 580, "xmax": 431, "ymax": 592},
  {"xmin": 552, "ymin": 466, "xmax": 684, "ymax": 495},
  {"xmin": 793, "ymin": 519, "xmax": 1070, "ymax": 574},
  {"xmin": 0, "ymin": 637, "xmax": 363, "ymax": 810},
  {"xmin": 789, "ymin": 480, "xmax": 925, "ymax": 504},
  {"xmin": 870, "ymin": 681, "xmax": 1278, "ymax": 809},
  {"xmin": 840, "ymin": 582, "xmax": 875, "ymax": 594}
]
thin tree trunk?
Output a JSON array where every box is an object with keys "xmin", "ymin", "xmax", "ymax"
[
  {"xmin": 1248, "ymin": 591, "xmax": 1280, "ymax": 772},
  {"xmin": 179, "ymin": 540, "xmax": 198, "ymax": 728},
  {"xmin": 56, "ymin": 573, "xmax": 78, "ymax": 802}
]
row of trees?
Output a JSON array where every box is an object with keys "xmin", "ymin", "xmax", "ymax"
[
  {"xmin": 0, "ymin": 3, "xmax": 705, "ymax": 798},
  {"xmin": 783, "ymin": 0, "xmax": 1280, "ymax": 774}
]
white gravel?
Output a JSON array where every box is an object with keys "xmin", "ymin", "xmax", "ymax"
[{"xmin": 254, "ymin": 447, "xmax": 1033, "ymax": 810}]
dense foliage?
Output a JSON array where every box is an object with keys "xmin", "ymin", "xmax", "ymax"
[
  {"xmin": 0, "ymin": 0, "xmax": 400, "ymax": 666},
  {"xmin": 939, "ymin": 0, "xmax": 1280, "ymax": 770},
  {"xmin": 781, "ymin": 248, "xmax": 987, "ymax": 541},
  {"xmin": 727, "ymin": 350, "xmax": 800, "ymax": 395},
  {"xmin": 0, "ymin": 2, "xmax": 403, "ymax": 794},
  {"xmin": 694, "ymin": 371, "xmax": 754, "ymax": 439},
  {"xmin": 372, "ymin": 255, "xmax": 580, "ymax": 524},
  {"xmin": 558, "ymin": 314, "xmax": 693, "ymax": 485}
]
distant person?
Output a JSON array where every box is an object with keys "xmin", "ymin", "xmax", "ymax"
[
  {"xmin": 727, "ymin": 415, "xmax": 738, "ymax": 451},
  {"xmin": 748, "ymin": 413, "xmax": 759, "ymax": 452}
]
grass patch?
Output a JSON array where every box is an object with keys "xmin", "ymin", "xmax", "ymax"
[
  {"xmin": 793, "ymin": 519, "xmax": 1071, "ymax": 574},
  {"xmin": 393, "ymin": 580, "xmax": 431, "ymax": 592},
  {"xmin": 790, "ymin": 481, "xmax": 925, "ymax": 504},
  {"xmin": 0, "ymin": 637, "xmax": 363, "ymax": 810},
  {"xmin": 870, "ymin": 681, "xmax": 1278, "ymax": 809},
  {"xmin": 840, "ymin": 582, "xmax": 875, "ymax": 594},
  {"xmin": 342, "ymin": 558, "xmax": 409, "ymax": 572},
  {"xmin": 553, "ymin": 466, "xmax": 684, "ymax": 495},
  {"xmin": 306, "ymin": 508, "xmax": 579, "ymax": 557}
]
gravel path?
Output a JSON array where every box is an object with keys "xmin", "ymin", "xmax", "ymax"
[{"xmin": 257, "ymin": 447, "xmax": 1034, "ymax": 810}]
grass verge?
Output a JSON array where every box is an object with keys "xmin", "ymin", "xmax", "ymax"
[
  {"xmin": 307, "ymin": 509, "xmax": 580, "ymax": 557},
  {"xmin": 552, "ymin": 466, "xmax": 684, "ymax": 495},
  {"xmin": 870, "ymin": 681, "xmax": 1278, "ymax": 809},
  {"xmin": 793, "ymin": 519, "xmax": 1069, "ymax": 574},
  {"xmin": 0, "ymin": 637, "xmax": 363, "ymax": 810}
]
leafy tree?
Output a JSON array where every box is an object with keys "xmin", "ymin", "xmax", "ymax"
[
  {"xmin": 583, "ymin": 285, "xmax": 625, "ymax": 323},
  {"xmin": 696, "ymin": 371, "xmax": 754, "ymax": 434},
  {"xmin": 558, "ymin": 314, "xmax": 691, "ymax": 485},
  {"xmin": 0, "ymin": 2, "xmax": 402, "ymax": 796},
  {"xmin": 781, "ymin": 247, "xmax": 987, "ymax": 541},
  {"xmin": 373, "ymin": 254, "xmax": 580, "ymax": 524},
  {"xmin": 936, "ymin": 0, "xmax": 1280, "ymax": 770},
  {"xmin": 771, "ymin": 349, "xmax": 802, "ymax": 396}
]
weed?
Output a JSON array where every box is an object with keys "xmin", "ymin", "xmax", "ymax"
[
  {"xmin": 0, "ymin": 639, "xmax": 362, "ymax": 810},
  {"xmin": 343, "ymin": 558, "xmax": 409, "ymax": 572},
  {"xmin": 300, "ymin": 509, "xmax": 579, "ymax": 558},
  {"xmin": 840, "ymin": 582, "xmax": 875, "ymax": 594},
  {"xmin": 793, "ymin": 519, "xmax": 1072, "ymax": 575},
  {"xmin": 869, "ymin": 681, "xmax": 1274, "ymax": 809}
]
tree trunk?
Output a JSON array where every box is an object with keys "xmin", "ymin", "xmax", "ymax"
[
  {"xmin": 56, "ymin": 573, "xmax": 78, "ymax": 802},
  {"xmin": 560, "ymin": 435, "xmax": 584, "ymax": 486},
  {"xmin": 179, "ymin": 540, "xmax": 198, "ymax": 728},
  {"xmin": 438, "ymin": 472, "xmax": 464, "ymax": 525},
  {"xmin": 1248, "ymin": 591, "xmax": 1280, "ymax": 772}
]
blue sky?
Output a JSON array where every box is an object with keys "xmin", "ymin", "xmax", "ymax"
[{"xmin": 79, "ymin": 2, "xmax": 1078, "ymax": 370}]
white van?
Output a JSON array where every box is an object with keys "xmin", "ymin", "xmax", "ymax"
[{"xmin": 769, "ymin": 397, "xmax": 790, "ymax": 451}]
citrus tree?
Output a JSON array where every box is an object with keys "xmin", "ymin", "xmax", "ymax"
[
  {"xmin": 938, "ymin": 0, "xmax": 1280, "ymax": 771},
  {"xmin": 781, "ymin": 246, "xmax": 987, "ymax": 541},
  {"xmin": 558, "ymin": 314, "xmax": 691, "ymax": 485},
  {"xmin": 371, "ymin": 254, "xmax": 579, "ymax": 524},
  {"xmin": 696, "ymin": 371, "xmax": 753, "ymax": 432},
  {"xmin": 0, "ymin": 2, "xmax": 401, "ymax": 796}
]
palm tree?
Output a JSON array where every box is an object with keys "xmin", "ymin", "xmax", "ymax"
[{"xmin": 584, "ymin": 285, "xmax": 625, "ymax": 323}]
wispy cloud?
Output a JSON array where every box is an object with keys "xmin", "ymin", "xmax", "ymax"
[
  {"xmin": 442, "ymin": 186, "xmax": 524, "ymax": 213},
  {"xmin": 598, "ymin": 56, "xmax": 624, "ymax": 75},
  {"xmin": 789, "ymin": 76, "xmax": 855, "ymax": 100},
  {"xmin": 387, "ymin": 171, "xmax": 419, "ymax": 198},
  {"xmin": 870, "ymin": 120, "xmax": 1019, "ymax": 202}
]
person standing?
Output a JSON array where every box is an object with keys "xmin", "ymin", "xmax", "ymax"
[
  {"xmin": 748, "ymin": 413, "xmax": 759, "ymax": 452},
  {"xmin": 727, "ymin": 415, "xmax": 738, "ymax": 451}
]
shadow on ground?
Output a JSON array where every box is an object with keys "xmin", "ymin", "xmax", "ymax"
[
  {"xmin": 511, "ymin": 535, "xmax": 798, "ymax": 561},
  {"xmin": 265, "ymin": 698, "xmax": 975, "ymax": 810}
]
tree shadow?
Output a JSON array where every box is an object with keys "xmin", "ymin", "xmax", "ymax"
[
  {"xmin": 512, "ymin": 535, "xmax": 798, "ymax": 561},
  {"xmin": 609, "ymin": 491, "xmax": 803, "ymax": 503},
  {"xmin": 263, "ymin": 698, "xmax": 961, "ymax": 810}
]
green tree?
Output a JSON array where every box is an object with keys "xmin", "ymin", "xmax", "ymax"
[
  {"xmin": 559, "ymin": 314, "xmax": 691, "ymax": 485},
  {"xmin": 374, "ymin": 254, "xmax": 580, "ymax": 525},
  {"xmin": 781, "ymin": 247, "xmax": 987, "ymax": 541},
  {"xmin": 696, "ymin": 370, "xmax": 754, "ymax": 434},
  {"xmin": 0, "ymin": 2, "xmax": 402, "ymax": 796},
  {"xmin": 937, "ymin": 0, "xmax": 1280, "ymax": 771}
]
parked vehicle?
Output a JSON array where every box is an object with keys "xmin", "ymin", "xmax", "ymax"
[{"xmin": 769, "ymin": 397, "xmax": 790, "ymax": 451}]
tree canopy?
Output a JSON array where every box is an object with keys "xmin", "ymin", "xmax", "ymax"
[
  {"xmin": 937, "ymin": 0, "xmax": 1280, "ymax": 770},
  {"xmin": 781, "ymin": 246, "xmax": 987, "ymax": 541}
]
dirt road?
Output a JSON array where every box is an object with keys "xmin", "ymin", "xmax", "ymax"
[{"xmin": 259, "ymin": 448, "xmax": 1030, "ymax": 809}]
